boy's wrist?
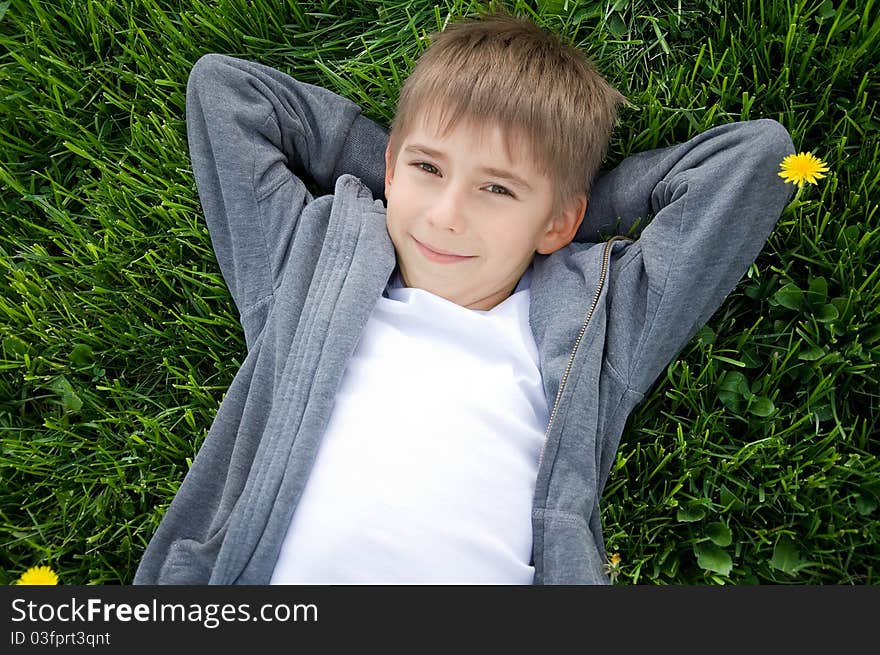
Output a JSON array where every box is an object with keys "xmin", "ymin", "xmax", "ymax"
[{"xmin": 334, "ymin": 113, "xmax": 389, "ymax": 200}]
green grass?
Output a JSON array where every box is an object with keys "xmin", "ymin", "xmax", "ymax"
[{"xmin": 1, "ymin": 0, "xmax": 877, "ymax": 585}]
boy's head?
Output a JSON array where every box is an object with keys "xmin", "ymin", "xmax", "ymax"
[{"xmin": 383, "ymin": 6, "xmax": 627, "ymax": 310}]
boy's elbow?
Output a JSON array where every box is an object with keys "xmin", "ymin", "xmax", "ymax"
[
  {"xmin": 188, "ymin": 53, "xmax": 218, "ymax": 80},
  {"xmin": 746, "ymin": 118, "xmax": 796, "ymax": 165},
  {"xmin": 187, "ymin": 53, "xmax": 233, "ymax": 97},
  {"xmin": 742, "ymin": 118, "xmax": 798, "ymax": 206}
]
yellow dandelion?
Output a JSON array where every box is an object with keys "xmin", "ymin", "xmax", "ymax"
[
  {"xmin": 605, "ymin": 552, "xmax": 623, "ymax": 583},
  {"xmin": 15, "ymin": 565, "xmax": 59, "ymax": 585},
  {"xmin": 778, "ymin": 151, "xmax": 830, "ymax": 187}
]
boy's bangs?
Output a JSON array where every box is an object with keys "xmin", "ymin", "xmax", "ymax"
[
  {"xmin": 412, "ymin": 86, "xmax": 554, "ymax": 183},
  {"xmin": 416, "ymin": 97, "xmax": 547, "ymax": 175}
]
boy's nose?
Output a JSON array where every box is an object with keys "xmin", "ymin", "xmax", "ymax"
[{"xmin": 427, "ymin": 184, "xmax": 469, "ymax": 233}]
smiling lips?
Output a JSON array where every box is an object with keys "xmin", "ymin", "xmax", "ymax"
[{"xmin": 413, "ymin": 236, "xmax": 476, "ymax": 264}]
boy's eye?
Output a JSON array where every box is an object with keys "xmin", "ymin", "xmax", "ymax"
[
  {"xmin": 412, "ymin": 163, "xmax": 513, "ymax": 198},
  {"xmin": 414, "ymin": 162, "xmax": 439, "ymax": 175},
  {"xmin": 486, "ymin": 184, "xmax": 512, "ymax": 196}
]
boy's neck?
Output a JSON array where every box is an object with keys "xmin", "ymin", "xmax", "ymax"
[{"xmin": 383, "ymin": 263, "xmax": 532, "ymax": 302}]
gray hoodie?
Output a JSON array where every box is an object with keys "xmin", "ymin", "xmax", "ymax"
[{"xmin": 133, "ymin": 53, "xmax": 795, "ymax": 585}]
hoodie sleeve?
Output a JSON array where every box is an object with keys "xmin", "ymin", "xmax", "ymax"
[
  {"xmin": 595, "ymin": 119, "xmax": 796, "ymax": 395},
  {"xmin": 184, "ymin": 53, "xmax": 387, "ymax": 326}
]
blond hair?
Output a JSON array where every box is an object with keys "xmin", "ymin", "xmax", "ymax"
[{"xmin": 388, "ymin": 5, "xmax": 629, "ymax": 216}]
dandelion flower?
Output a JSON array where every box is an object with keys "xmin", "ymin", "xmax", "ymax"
[
  {"xmin": 778, "ymin": 152, "xmax": 830, "ymax": 186},
  {"xmin": 605, "ymin": 552, "xmax": 623, "ymax": 583},
  {"xmin": 15, "ymin": 565, "xmax": 59, "ymax": 585}
]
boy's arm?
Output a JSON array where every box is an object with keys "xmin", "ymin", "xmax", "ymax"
[
  {"xmin": 184, "ymin": 53, "xmax": 386, "ymax": 325},
  {"xmin": 592, "ymin": 119, "xmax": 796, "ymax": 395}
]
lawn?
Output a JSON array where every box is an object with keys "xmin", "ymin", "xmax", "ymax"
[{"xmin": 1, "ymin": 0, "xmax": 877, "ymax": 585}]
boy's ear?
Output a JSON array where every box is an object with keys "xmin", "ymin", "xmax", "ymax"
[
  {"xmin": 384, "ymin": 141, "xmax": 396, "ymax": 198},
  {"xmin": 536, "ymin": 193, "xmax": 588, "ymax": 255}
]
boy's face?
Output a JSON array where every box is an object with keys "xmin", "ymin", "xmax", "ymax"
[{"xmin": 383, "ymin": 112, "xmax": 586, "ymax": 311}]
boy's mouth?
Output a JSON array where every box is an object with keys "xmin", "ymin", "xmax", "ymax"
[{"xmin": 413, "ymin": 236, "xmax": 476, "ymax": 263}]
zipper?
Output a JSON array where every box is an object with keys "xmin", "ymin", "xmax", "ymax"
[{"xmin": 535, "ymin": 235, "xmax": 632, "ymax": 477}]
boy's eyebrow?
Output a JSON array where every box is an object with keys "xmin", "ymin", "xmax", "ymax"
[{"xmin": 404, "ymin": 144, "xmax": 533, "ymax": 191}]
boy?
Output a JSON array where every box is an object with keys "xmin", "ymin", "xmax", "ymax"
[{"xmin": 134, "ymin": 8, "xmax": 795, "ymax": 585}]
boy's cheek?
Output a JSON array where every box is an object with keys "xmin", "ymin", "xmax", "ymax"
[{"xmin": 384, "ymin": 213, "xmax": 409, "ymax": 256}]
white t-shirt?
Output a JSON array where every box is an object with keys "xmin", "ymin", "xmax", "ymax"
[{"xmin": 269, "ymin": 267, "xmax": 548, "ymax": 584}]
